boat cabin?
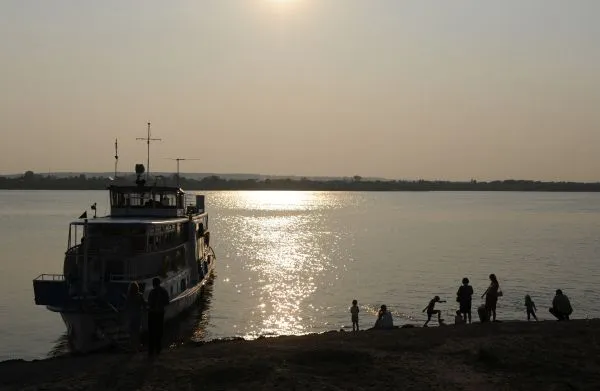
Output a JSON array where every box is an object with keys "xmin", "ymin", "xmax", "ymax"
[{"xmin": 109, "ymin": 185, "xmax": 203, "ymax": 217}]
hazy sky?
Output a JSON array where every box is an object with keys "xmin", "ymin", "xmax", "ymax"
[{"xmin": 1, "ymin": 0, "xmax": 599, "ymax": 181}]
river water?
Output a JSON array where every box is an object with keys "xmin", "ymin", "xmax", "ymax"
[{"xmin": 1, "ymin": 190, "xmax": 599, "ymax": 361}]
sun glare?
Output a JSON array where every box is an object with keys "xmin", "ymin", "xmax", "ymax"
[{"xmin": 264, "ymin": 0, "xmax": 302, "ymax": 11}]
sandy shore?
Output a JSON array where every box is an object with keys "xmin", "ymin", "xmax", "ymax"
[{"xmin": 1, "ymin": 320, "xmax": 600, "ymax": 390}]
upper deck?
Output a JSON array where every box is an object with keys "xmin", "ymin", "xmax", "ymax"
[{"xmin": 108, "ymin": 185, "xmax": 204, "ymax": 218}]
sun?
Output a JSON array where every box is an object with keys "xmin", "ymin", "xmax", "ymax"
[
  {"xmin": 260, "ymin": 0, "xmax": 307, "ymax": 19},
  {"xmin": 266, "ymin": 0, "xmax": 300, "ymax": 8}
]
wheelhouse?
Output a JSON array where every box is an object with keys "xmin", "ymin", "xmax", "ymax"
[{"xmin": 108, "ymin": 185, "xmax": 202, "ymax": 217}]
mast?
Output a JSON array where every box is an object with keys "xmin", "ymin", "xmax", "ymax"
[
  {"xmin": 136, "ymin": 122, "xmax": 162, "ymax": 180},
  {"xmin": 167, "ymin": 157, "xmax": 200, "ymax": 187},
  {"xmin": 114, "ymin": 139, "xmax": 119, "ymax": 179},
  {"xmin": 82, "ymin": 218, "xmax": 89, "ymax": 295}
]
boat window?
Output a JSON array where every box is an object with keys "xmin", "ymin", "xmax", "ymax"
[
  {"xmin": 198, "ymin": 236, "xmax": 204, "ymax": 254},
  {"xmin": 161, "ymin": 193, "xmax": 177, "ymax": 209},
  {"xmin": 85, "ymin": 224, "xmax": 147, "ymax": 255},
  {"xmin": 146, "ymin": 223, "xmax": 187, "ymax": 252}
]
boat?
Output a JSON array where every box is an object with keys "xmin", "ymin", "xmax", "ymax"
[{"xmin": 32, "ymin": 163, "xmax": 215, "ymax": 352}]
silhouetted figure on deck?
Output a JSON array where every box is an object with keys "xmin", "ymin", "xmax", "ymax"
[
  {"xmin": 525, "ymin": 294, "xmax": 538, "ymax": 321},
  {"xmin": 423, "ymin": 296, "xmax": 446, "ymax": 327},
  {"xmin": 457, "ymin": 277, "xmax": 474, "ymax": 324},
  {"xmin": 549, "ymin": 289, "xmax": 573, "ymax": 321},
  {"xmin": 373, "ymin": 305, "xmax": 394, "ymax": 329},
  {"xmin": 147, "ymin": 277, "xmax": 170, "ymax": 356},
  {"xmin": 482, "ymin": 274, "xmax": 501, "ymax": 322}
]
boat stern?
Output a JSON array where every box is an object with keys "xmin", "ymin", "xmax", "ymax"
[{"xmin": 33, "ymin": 274, "xmax": 73, "ymax": 307}]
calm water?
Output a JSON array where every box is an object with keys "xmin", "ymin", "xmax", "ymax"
[{"xmin": 1, "ymin": 190, "xmax": 600, "ymax": 361}]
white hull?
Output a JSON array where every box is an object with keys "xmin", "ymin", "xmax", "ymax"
[{"xmin": 55, "ymin": 270, "xmax": 213, "ymax": 353}]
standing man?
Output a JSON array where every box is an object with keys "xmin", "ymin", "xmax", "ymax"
[
  {"xmin": 147, "ymin": 277, "xmax": 170, "ymax": 356},
  {"xmin": 549, "ymin": 289, "xmax": 573, "ymax": 320}
]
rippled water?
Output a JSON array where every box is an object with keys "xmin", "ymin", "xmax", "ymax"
[{"xmin": 1, "ymin": 190, "xmax": 600, "ymax": 361}]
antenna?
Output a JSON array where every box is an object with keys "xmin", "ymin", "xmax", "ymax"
[
  {"xmin": 166, "ymin": 157, "xmax": 201, "ymax": 187},
  {"xmin": 114, "ymin": 138, "xmax": 119, "ymax": 180},
  {"xmin": 136, "ymin": 122, "xmax": 162, "ymax": 180}
]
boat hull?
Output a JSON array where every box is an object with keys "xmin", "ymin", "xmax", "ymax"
[{"xmin": 54, "ymin": 272, "xmax": 212, "ymax": 353}]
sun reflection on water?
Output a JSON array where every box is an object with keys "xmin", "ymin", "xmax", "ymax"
[
  {"xmin": 215, "ymin": 191, "xmax": 345, "ymax": 339},
  {"xmin": 243, "ymin": 213, "xmax": 324, "ymax": 337}
]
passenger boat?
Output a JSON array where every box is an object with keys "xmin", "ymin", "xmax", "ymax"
[{"xmin": 32, "ymin": 163, "xmax": 215, "ymax": 352}]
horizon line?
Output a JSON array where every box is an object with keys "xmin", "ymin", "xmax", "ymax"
[{"xmin": 3, "ymin": 170, "xmax": 600, "ymax": 184}]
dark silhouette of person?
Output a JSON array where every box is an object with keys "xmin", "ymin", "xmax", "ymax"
[
  {"xmin": 481, "ymin": 274, "xmax": 500, "ymax": 322},
  {"xmin": 350, "ymin": 299, "xmax": 360, "ymax": 332},
  {"xmin": 125, "ymin": 282, "xmax": 146, "ymax": 351},
  {"xmin": 374, "ymin": 305, "xmax": 394, "ymax": 329},
  {"xmin": 549, "ymin": 289, "xmax": 573, "ymax": 320},
  {"xmin": 525, "ymin": 294, "xmax": 538, "ymax": 321},
  {"xmin": 423, "ymin": 296, "xmax": 446, "ymax": 327},
  {"xmin": 147, "ymin": 277, "xmax": 170, "ymax": 356},
  {"xmin": 457, "ymin": 277, "xmax": 474, "ymax": 323}
]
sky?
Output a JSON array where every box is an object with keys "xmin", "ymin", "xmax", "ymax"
[{"xmin": 1, "ymin": 0, "xmax": 599, "ymax": 181}]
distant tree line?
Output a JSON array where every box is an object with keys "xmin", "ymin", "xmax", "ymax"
[{"xmin": 1, "ymin": 171, "xmax": 600, "ymax": 192}]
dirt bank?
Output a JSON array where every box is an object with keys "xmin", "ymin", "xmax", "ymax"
[{"xmin": 1, "ymin": 320, "xmax": 599, "ymax": 390}]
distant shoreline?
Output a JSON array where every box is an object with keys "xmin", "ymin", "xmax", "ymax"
[
  {"xmin": 3, "ymin": 188, "xmax": 600, "ymax": 192},
  {"xmin": 2, "ymin": 173, "xmax": 600, "ymax": 191}
]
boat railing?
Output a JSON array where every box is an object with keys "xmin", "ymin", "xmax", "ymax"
[
  {"xmin": 33, "ymin": 274, "xmax": 69, "ymax": 306},
  {"xmin": 34, "ymin": 274, "xmax": 66, "ymax": 281}
]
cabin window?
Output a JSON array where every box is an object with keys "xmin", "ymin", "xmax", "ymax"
[
  {"xmin": 142, "ymin": 223, "xmax": 190, "ymax": 254},
  {"xmin": 197, "ymin": 238, "xmax": 204, "ymax": 256},
  {"xmin": 162, "ymin": 193, "xmax": 177, "ymax": 208},
  {"xmin": 86, "ymin": 224, "xmax": 146, "ymax": 255},
  {"xmin": 180, "ymin": 279, "xmax": 186, "ymax": 291}
]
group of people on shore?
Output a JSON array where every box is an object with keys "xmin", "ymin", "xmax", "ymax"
[{"xmin": 350, "ymin": 273, "xmax": 574, "ymax": 330}]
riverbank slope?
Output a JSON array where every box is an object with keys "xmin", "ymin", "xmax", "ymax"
[{"xmin": 1, "ymin": 320, "xmax": 599, "ymax": 390}]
